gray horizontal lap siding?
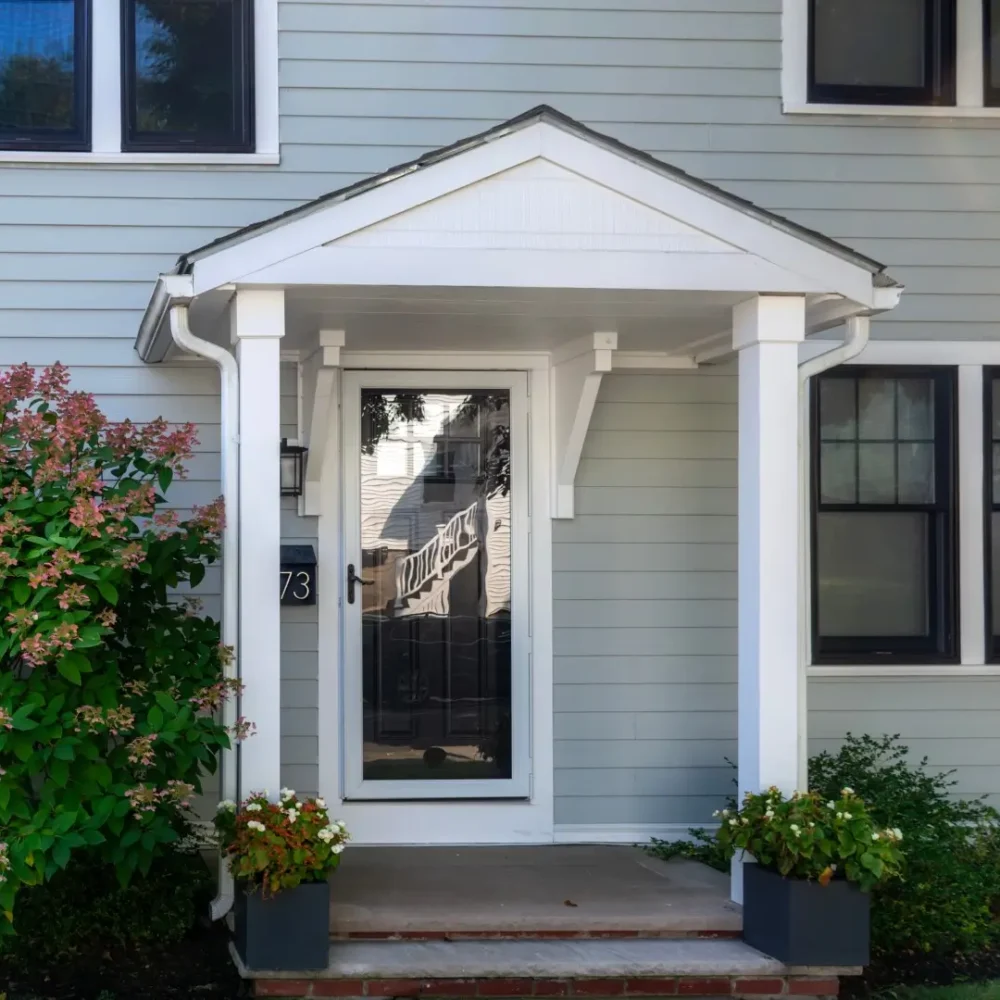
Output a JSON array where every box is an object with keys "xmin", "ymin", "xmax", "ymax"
[
  {"xmin": 1, "ymin": 0, "xmax": 997, "ymax": 826},
  {"xmin": 553, "ymin": 372, "xmax": 737, "ymax": 828}
]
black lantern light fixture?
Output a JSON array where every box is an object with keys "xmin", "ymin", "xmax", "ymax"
[{"xmin": 280, "ymin": 438, "xmax": 308, "ymax": 497}]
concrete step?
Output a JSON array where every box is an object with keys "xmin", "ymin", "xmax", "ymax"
[{"xmin": 237, "ymin": 938, "xmax": 856, "ymax": 998}]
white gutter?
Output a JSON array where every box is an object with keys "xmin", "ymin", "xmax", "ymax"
[
  {"xmin": 794, "ymin": 313, "xmax": 870, "ymax": 791},
  {"xmin": 798, "ymin": 314, "xmax": 871, "ymax": 383},
  {"xmin": 169, "ymin": 304, "xmax": 240, "ymax": 921}
]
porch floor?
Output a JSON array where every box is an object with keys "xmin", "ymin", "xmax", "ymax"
[{"xmin": 330, "ymin": 846, "xmax": 741, "ymax": 938}]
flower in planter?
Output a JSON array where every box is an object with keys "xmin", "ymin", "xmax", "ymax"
[
  {"xmin": 214, "ymin": 790, "xmax": 350, "ymax": 897},
  {"xmin": 714, "ymin": 786, "xmax": 904, "ymax": 891}
]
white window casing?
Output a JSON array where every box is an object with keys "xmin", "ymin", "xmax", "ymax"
[
  {"xmin": 783, "ymin": 0, "xmax": 1000, "ymax": 117},
  {"xmin": 0, "ymin": 0, "xmax": 278, "ymax": 164}
]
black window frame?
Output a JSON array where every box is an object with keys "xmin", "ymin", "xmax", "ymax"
[
  {"xmin": 984, "ymin": 368, "xmax": 1000, "ymax": 660},
  {"xmin": 984, "ymin": 0, "xmax": 1000, "ymax": 106},
  {"xmin": 807, "ymin": 0, "xmax": 957, "ymax": 107},
  {"xmin": 120, "ymin": 0, "xmax": 254, "ymax": 154},
  {"xmin": 0, "ymin": 0, "xmax": 91, "ymax": 152},
  {"xmin": 810, "ymin": 366, "xmax": 958, "ymax": 665}
]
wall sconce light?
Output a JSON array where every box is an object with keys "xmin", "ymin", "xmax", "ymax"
[{"xmin": 280, "ymin": 438, "xmax": 308, "ymax": 497}]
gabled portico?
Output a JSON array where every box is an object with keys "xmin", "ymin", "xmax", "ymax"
[{"xmin": 134, "ymin": 107, "xmax": 903, "ymax": 905}]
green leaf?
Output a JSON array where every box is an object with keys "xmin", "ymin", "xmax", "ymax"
[
  {"xmin": 96, "ymin": 580, "xmax": 119, "ymax": 605},
  {"xmin": 52, "ymin": 741, "xmax": 75, "ymax": 761},
  {"xmin": 147, "ymin": 705, "xmax": 164, "ymax": 730},
  {"xmin": 10, "ymin": 704, "xmax": 37, "ymax": 731},
  {"xmin": 158, "ymin": 466, "xmax": 174, "ymax": 492},
  {"xmin": 55, "ymin": 654, "xmax": 82, "ymax": 685},
  {"xmin": 12, "ymin": 580, "xmax": 28, "ymax": 604}
]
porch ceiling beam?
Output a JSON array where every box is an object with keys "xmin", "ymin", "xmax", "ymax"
[
  {"xmin": 551, "ymin": 332, "xmax": 617, "ymax": 519},
  {"xmin": 299, "ymin": 329, "xmax": 344, "ymax": 517}
]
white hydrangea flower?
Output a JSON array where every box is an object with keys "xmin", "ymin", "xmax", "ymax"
[
  {"xmin": 247, "ymin": 820, "xmax": 266, "ymax": 832},
  {"xmin": 217, "ymin": 800, "xmax": 236, "ymax": 812},
  {"xmin": 245, "ymin": 802, "xmax": 263, "ymax": 812}
]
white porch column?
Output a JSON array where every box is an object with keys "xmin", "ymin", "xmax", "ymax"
[
  {"xmin": 732, "ymin": 295, "xmax": 806, "ymax": 901},
  {"xmin": 231, "ymin": 288, "xmax": 285, "ymax": 799}
]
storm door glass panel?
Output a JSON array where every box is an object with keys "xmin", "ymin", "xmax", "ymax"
[
  {"xmin": 987, "ymin": 373, "xmax": 1000, "ymax": 658},
  {"xmin": 359, "ymin": 389, "xmax": 512, "ymax": 782}
]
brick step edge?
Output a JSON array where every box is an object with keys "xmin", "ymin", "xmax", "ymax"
[
  {"xmin": 331, "ymin": 932, "xmax": 744, "ymax": 942},
  {"xmin": 253, "ymin": 974, "xmax": 840, "ymax": 998}
]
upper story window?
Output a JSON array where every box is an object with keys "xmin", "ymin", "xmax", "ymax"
[
  {"xmin": 0, "ymin": 0, "xmax": 90, "ymax": 150},
  {"xmin": 811, "ymin": 368, "xmax": 957, "ymax": 664},
  {"xmin": 122, "ymin": 0, "xmax": 253, "ymax": 153},
  {"xmin": 785, "ymin": 0, "xmax": 1000, "ymax": 116},
  {"xmin": 0, "ymin": 0, "xmax": 274, "ymax": 160},
  {"xmin": 809, "ymin": 0, "xmax": 956, "ymax": 106}
]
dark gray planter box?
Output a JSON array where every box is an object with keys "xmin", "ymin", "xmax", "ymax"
[
  {"xmin": 234, "ymin": 879, "xmax": 330, "ymax": 971},
  {"xmin": 743, "ymin": 863, "xmax": 870, "ymax": 966}
]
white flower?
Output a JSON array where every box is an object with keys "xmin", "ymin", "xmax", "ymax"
[
  {"xmin": 317, "ymin": 826, "xmax": 336, "ymax": 843},
  {"xmin": 336, "ymin": 819, "xmax": 347, "ymax": 830},
  {"xmin": 872, "ymin": 832, "xmax": 880, "ymax": 841},
  {"xmin": 247, "ymin": 820, "xmax": 266, "ymax": 832},
  {"xmin": 280, "ymin": 787, "xmax": 295, "ymax": 801},
  {"xmin": 741, "ymin": 817, "xmax": 749, "ymax": 825},
  {"xmin": 245, "ymin": 802, "xmax": 263, "ymax": 812},
  {"xmin": 836, "ymin": 812, "xmax": 844, "ymax": 819},
  {"xmin": 332, "ymin": 843, "xmax": 344, "ymax": 854},
  {"xmin": 808, "ymin": 822, "xmax": 815, "ymax": 829},
  {"xmin": 892, "ymin": 827, "xmax": 903, "ymax": 841},
  {"xmin": 217, "ymin": 800, "xmax": 236, "ymax": 812},
  {"xmin": 841, "ymin": 787, "xmax": 855, "ymax": 797},
  {"xmin": 789, "ymin": 824, "xmax": 800, "ymax": 833},
  {"xmin": 764, "ymin": 809, "xmax": 775, "ymax": 820},
  {"xmin": 793, "ymin": 829, "xmax": 801, "ymax": 837},
  {"xmin": 729, "ymin": 818, "xmax": 738, "ymax": 826},
  {"xmin": 843, "ymin": 812, "xmax": 852, "ymax": 820},
  {"xmin": 827, "ymin": 801, "xmax": 836, "ymax": 809},
  {"xmin": 286, "ymin": 808, "xmax": 300, "ymax": 823},
  {"xmin": 316, "ymin": 798, "xmax": 327, "ymax": 809}
]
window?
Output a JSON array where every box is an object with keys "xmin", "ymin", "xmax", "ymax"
[
  {"xmin": 985, "ymin": 370, "xmax": 1000, "ymax": 659},
  {"xmin": 122, "ymin": 0, "xmax": 253, "ymax": 152},
  {"xmin": 809, "ymin": 0, "xmax": 956, "ymax": 106},
  {"xmin": 811, "ymin": 368, "xmax": 957, "ymax": 663},
  {"xmin": 985, "ymin": 0, "xmax": 1000, "ymax": 104},
  {"xmin": 0, "ymin": 0, "xmax": 89, "ymax": 150}
]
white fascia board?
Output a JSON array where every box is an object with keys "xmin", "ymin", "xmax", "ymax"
[
  {"xmin": 190, "ymin": 125, "xmax": 547, "ymax": 294},
  {"xmin": 538, "ymin": 128, "xmax": 880, "ymax": 307},
  {"xmin": 232, "ymin": 246, "xmax": 827, "ymax": 294}
]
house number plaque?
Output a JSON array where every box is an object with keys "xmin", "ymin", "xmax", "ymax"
[{"xmin": 280, "ymin": 544, "xmax": 317, "ymax": 606}]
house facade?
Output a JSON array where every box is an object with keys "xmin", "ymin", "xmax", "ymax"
[{"xmin": 3, "ymin": 0, "xmax": 1000, "ymax": 890}]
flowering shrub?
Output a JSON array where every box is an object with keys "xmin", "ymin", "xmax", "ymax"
[
  {"xmin": 214, "ymin": 789, "xmax": 349, "ymax": 895},
  {"xmin": 716, "ymin": 786, "xmax": 904, "ymax": 891},
  {"xmin": 0, "ymin": 364, "xmax": 240, "ymax": 930}
]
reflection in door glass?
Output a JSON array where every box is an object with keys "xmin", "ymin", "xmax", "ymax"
[{"xmin": 359, "ymin": 390, "xmax": 512, "ymax": 781}]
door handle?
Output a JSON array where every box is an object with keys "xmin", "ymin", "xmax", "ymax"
[{"xmin": 347, "ymin": 563, "xmax": 373, "ymax": 604}]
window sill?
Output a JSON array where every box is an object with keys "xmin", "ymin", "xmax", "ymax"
[
  {"xmin": 0, "ymin": 149, "xmax": 280, "ymax": 166},
  {"xmin": 808, "ymin": 664, "xmax": 1000, "ymax": 677},
  {"xmin": 784, "ymin": 100, "xmax": 1000, "ymax": 118}
]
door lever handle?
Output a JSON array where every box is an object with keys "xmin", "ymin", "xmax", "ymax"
[{"xmin": 347, "ymin": 563, "xmax": 373, "ymax": 604}]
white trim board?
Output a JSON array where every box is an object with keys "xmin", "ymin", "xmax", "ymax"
[{"xmin": 801, "ymin": 341, "xmax": 1000, "ymax": 366}]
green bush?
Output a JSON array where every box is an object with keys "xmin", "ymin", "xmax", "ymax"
[
  {"xmin": 810, "ymin": 734, "xmax": 1000, "ymax": 957},
  {"xmin": 0, "ymin": 364, "xmax": 241, "ymax": 929},
  {"xmin": 648, "ymin": 829, "xmax": 730, "ymax": 873},
  {"xmin": 0, "ymin": 844, "xmax": 212, "ymax": 969}
]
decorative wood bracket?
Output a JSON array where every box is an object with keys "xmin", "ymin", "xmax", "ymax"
[
  {"xmin": 298, "ymin": 329, "xmax": 344, "ymax": 516},
  {"xmin": 551, "ymin": 332, "xmax": 617, "ymax": 519}
]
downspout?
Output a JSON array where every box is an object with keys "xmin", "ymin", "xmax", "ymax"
[
  {"xmin": 794, "ymin": 314, "xmax": 870, "ymax": 791},
  {"xmin": 169, "ymin": 304, "xmax": 240, "ymax": 921}
]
